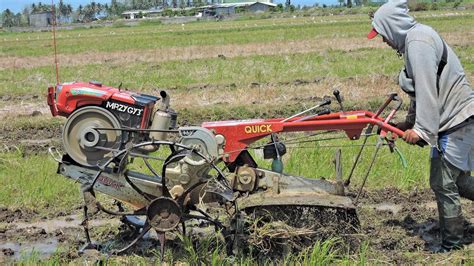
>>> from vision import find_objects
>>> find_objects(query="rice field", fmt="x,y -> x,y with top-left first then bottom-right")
0,7 -> 473,264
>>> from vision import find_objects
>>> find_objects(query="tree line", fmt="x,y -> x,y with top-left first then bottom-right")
0,0 -> 223,27
1,0 -> 131,27
1,0 -> 388,27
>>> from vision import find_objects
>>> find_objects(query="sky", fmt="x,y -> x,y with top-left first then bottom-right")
1,0 -> 339,13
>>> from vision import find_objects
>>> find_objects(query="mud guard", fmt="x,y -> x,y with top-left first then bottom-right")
236,191 -> 355,210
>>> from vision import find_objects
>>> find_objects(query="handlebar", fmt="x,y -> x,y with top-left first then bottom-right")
373,94 -> 426,147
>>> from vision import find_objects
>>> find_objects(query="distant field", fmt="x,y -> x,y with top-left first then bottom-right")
0,10 -> 473,96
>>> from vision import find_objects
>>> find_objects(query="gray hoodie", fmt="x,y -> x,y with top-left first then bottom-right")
371,0 -> 474,151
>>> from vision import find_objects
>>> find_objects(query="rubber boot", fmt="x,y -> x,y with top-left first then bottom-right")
456,173 -> 474,201
430,216 -> 464,253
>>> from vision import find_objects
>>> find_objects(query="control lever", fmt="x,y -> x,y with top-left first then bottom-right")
294,108 -> 331,122
333,89 -> 344,112
282,98 -> 331,122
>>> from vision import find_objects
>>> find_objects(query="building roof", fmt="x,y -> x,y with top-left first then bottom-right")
122,6 -> 199,15
222,0 -> 272,3
122,2 -> 276,15
215,2 -> 277,8
122,8 -> 163,15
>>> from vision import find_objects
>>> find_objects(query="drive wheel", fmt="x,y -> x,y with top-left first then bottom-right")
63,106 -> 122,167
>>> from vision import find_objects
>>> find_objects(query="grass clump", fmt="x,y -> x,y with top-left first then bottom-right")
0,151 -> 79,213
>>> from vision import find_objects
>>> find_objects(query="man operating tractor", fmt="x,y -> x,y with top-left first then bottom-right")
368,0 -> 474,253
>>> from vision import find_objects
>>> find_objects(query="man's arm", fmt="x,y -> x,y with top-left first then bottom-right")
406,40 -> 440,146
396,99 -> 416,131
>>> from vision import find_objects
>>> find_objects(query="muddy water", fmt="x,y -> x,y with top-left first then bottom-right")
0,214 -> 120,262
12,215 -> 120,233
0,238 -> 58,260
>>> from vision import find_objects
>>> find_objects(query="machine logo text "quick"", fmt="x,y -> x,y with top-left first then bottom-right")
244,124 -> 272,134
106,101 -> 143,116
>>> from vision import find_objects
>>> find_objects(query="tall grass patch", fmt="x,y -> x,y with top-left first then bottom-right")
0,152 -> 79,212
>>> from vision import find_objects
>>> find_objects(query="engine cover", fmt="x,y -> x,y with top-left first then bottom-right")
48,81 -> 162,166
48,81 -> 158,130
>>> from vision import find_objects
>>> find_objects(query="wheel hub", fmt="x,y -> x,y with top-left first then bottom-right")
80,127 -> 101,148
147,197 -> 182,232
62,106 -> 122,167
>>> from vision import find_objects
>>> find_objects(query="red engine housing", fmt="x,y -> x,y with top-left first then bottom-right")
48,81 -> 158,129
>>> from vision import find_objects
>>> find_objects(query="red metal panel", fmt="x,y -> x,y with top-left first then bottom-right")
54,82 -> 138,116
203,111 -> 403,163
47,86 -> 58,116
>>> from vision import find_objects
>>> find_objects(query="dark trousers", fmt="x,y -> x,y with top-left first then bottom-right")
430,156 -> 473,219
430,153 -> 474,248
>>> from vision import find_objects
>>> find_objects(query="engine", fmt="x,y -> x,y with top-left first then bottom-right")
47,81 -> 178,167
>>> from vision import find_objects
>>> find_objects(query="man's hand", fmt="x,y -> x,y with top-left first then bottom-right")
402,129 -> 420,144
395,121 -> 414,131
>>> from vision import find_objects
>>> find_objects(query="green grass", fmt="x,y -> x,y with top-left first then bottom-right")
1,10 -> 473,57
3,44 -> 472,97
0,47 -> 443,96
0,115 -> 64,131
249,133 -> 430,189
1,47 -> 407,96
0,151 -> 80,213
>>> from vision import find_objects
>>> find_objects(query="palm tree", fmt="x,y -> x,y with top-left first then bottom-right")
77,5 -> 83,22
1,9 -> 15,27
58,0 -> 66,23
21,7 -> 30,25
67,4 -> 73,21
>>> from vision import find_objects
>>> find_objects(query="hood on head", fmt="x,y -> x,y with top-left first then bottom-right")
371,0 -> 417,52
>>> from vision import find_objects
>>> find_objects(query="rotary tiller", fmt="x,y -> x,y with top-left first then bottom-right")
47,81 -> 406,256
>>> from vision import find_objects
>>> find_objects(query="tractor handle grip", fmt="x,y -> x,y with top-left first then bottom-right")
333,89 -> 344,112
321,98 -> 332,107
317,108 -> 331,116
415,139 -> 427,147
294,108 -> 331,122
382,95 -> 426,147
333,90 -> 342,103
393,95 -> 425,148
380,123 -> 427,147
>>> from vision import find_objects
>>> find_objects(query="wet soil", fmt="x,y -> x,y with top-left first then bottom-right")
0,98 -> 62,155
355,187 -> 474,263
0,126 -> 62,156
0,187 -> 472,263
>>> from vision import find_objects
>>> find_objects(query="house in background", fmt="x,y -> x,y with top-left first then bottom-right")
203,2 -> 276,17
30,11 -> 53,27
122,8 -> 163,19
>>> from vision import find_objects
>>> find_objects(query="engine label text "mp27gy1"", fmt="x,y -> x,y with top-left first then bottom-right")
106,101 -> 143,116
